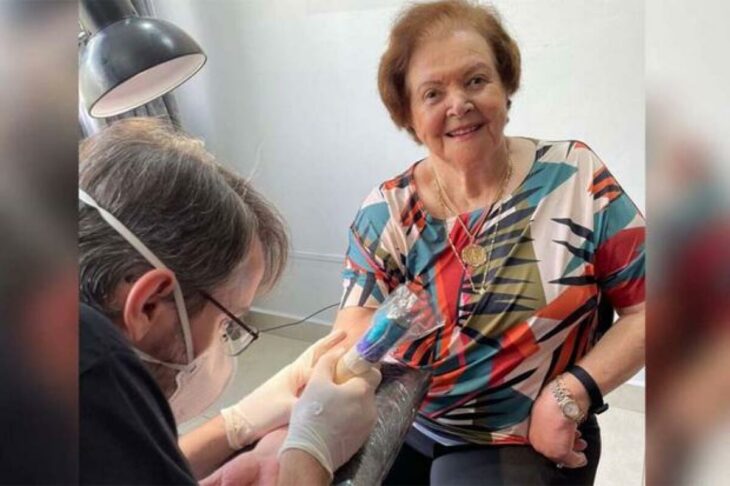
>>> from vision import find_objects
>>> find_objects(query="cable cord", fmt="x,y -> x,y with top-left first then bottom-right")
260,303 -> 340,332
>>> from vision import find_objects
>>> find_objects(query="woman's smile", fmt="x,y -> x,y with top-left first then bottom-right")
444,122 -> 485,139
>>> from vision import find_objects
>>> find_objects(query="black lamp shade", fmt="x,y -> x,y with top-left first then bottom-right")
80,17 -> 206,118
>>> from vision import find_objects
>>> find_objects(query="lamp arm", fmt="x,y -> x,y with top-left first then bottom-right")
80,0 -> 137,34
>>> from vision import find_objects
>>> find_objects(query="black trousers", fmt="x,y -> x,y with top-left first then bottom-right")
383,416 -> 601,486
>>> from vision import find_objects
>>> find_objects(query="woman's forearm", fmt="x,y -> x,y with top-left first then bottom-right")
332,306 -> 376,348
562,305 -> 645,411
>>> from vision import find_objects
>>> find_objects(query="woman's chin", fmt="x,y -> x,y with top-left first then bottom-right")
444,144 -> 492,167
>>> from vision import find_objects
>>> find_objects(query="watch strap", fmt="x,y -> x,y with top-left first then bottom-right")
568,365 -> 608,415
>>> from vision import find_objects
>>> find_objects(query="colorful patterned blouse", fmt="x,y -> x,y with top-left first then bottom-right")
340,139 -> 645,445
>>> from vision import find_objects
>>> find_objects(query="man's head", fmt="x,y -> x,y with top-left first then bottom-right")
79,118 -> 288,398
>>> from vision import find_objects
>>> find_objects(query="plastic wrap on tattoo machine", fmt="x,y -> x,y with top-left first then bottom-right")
335,285 -> 443,383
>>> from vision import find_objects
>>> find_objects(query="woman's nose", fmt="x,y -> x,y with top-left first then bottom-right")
446,91 -> 473,118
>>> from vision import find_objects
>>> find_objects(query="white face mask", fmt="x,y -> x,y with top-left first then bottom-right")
137,329 -> 236,424
80,189 -> 237,424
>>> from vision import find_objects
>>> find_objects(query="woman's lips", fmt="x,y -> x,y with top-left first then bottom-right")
445,123 -> 484,138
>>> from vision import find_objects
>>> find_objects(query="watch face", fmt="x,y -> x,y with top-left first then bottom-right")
563,401 -> 580,419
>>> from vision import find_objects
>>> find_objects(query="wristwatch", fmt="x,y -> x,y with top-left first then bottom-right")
551,376 -> 586,423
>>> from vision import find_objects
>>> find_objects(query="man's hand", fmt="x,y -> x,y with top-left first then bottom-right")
221,331 -> 347,450
279,347 -> 381,478
528,382 -> 589,468
287,330 -> 348,396
277,449 -> 330,486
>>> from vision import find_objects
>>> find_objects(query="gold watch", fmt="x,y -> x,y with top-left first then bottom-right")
551,376 -> 586,423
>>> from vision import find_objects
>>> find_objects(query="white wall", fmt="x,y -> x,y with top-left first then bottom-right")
153,0 -> 645,328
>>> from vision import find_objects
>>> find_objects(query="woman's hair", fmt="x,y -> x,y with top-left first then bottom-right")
378,0 -> 521,142
79,117 -> 288,318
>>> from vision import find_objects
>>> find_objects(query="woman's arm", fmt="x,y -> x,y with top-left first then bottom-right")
528,303 -> 645,468
332,306 -> 376,348
563,303 -> 645,411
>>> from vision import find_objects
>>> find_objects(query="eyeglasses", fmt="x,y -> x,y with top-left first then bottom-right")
199,290 -> 259,357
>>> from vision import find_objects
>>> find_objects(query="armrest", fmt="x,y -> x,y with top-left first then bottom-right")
333,363 -> 432,486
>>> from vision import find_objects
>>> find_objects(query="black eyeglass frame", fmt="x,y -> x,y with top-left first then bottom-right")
199,290 -> 259,356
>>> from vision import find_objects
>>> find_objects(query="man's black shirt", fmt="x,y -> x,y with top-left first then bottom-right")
80,303 -> 196,485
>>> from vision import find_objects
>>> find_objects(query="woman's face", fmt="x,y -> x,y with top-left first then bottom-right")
406,29 -> 510,166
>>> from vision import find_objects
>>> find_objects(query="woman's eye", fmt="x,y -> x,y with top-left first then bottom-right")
424,89 -> 440,101
468,76 -> 487,87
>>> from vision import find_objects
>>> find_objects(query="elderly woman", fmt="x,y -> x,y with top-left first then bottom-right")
332,1 -> 645,484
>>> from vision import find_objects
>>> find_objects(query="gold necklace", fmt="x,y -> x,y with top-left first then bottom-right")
434,182 -> 489,267
432,152 -> 514,294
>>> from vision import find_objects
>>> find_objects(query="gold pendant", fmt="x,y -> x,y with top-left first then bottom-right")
461,244 -> 487,268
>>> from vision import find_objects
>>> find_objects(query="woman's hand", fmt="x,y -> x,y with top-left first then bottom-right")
527,383 -> 588,468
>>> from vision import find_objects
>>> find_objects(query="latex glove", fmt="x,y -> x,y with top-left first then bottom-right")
528,382 -> 589,468
221,331 -> 347,450
287,330 -> 348,396
278,347 -> 381,478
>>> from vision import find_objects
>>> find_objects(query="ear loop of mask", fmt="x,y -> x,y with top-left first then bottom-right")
79,189 -> 195,368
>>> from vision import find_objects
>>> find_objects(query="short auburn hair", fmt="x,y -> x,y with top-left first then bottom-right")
378,0 -> 521,142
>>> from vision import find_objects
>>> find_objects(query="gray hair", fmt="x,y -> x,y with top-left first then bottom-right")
79,117 -> 288,318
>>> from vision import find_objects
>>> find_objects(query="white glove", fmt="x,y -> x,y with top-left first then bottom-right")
220,330 -> 347,450
279,347 -> 381,478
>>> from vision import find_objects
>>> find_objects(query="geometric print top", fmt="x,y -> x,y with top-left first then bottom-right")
340,140 -> 645,445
